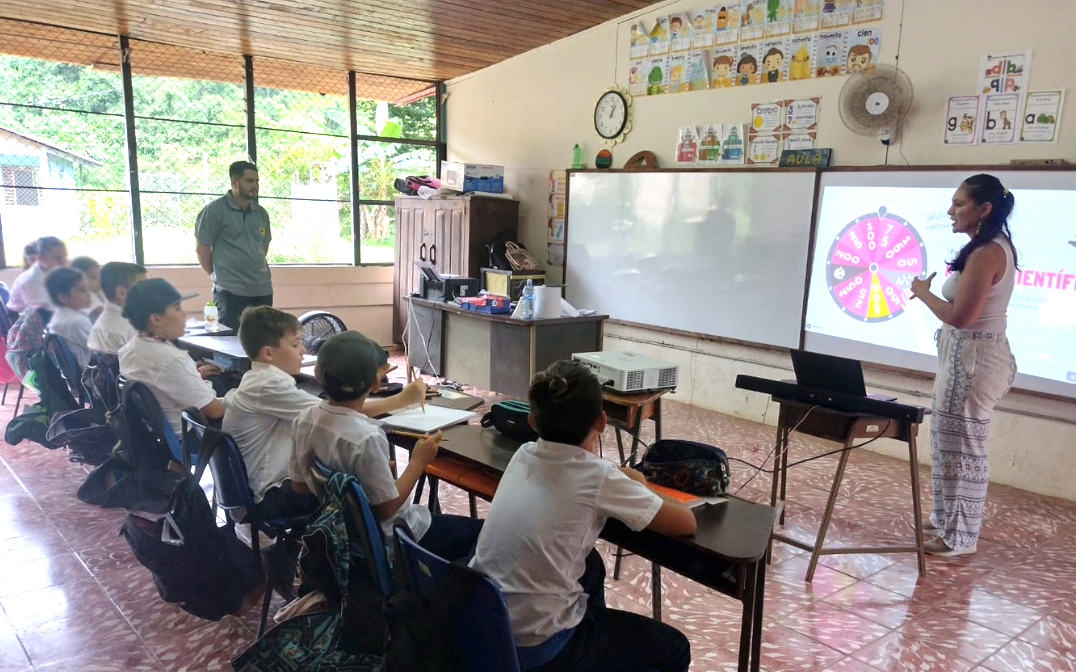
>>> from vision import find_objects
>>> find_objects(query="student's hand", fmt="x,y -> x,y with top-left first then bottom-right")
412,430 -> 442,466
399,378 -> 428,408
197,361 -> 222,379
620,466 -> 648,485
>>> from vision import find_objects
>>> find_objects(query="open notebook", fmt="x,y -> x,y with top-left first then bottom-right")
381,405 -> 476,434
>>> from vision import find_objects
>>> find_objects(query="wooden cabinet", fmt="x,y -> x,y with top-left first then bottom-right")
393,195 -> 519,343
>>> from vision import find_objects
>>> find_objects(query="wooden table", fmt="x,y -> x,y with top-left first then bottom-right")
602,388 -> 668,466
402,423 -> 776,672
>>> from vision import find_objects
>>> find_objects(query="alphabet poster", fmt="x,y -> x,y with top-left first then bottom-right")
980,92 -> 1021,144
943,95 -> 981,145
1020,90 -> 1064,143
814,29 -> 846,77
979,50 -> 1032,95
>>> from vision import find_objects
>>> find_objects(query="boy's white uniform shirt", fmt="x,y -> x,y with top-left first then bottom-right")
118,336 -> 216,436
48,306 -> 93,369
7,263 -> 51,312
88,302 -> 137,355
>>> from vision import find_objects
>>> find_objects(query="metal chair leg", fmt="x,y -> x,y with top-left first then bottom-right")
14,384 -> 24,415
2,382 -> 8,405
469,494 -> 478,519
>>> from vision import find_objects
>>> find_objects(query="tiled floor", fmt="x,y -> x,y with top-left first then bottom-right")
2,374 -> 1076,671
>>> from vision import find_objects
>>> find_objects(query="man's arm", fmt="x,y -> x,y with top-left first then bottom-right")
196,242 -> 214,276
194,204 -> 220,277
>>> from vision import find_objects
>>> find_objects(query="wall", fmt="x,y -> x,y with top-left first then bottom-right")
446,0 -> 1076,499
0,264 -> 395,345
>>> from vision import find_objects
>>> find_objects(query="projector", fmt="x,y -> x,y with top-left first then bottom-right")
572,351 -> 679,394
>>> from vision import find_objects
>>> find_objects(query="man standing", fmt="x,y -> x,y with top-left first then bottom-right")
195,160 -> 273,329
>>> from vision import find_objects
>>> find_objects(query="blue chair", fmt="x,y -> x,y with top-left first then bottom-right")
393,522 -> 521,672
42,333 -> 89,408
310,459 -> 395,598
182,409 -> 312,637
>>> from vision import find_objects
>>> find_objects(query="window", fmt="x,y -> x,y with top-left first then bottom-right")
2,165 -> 40,206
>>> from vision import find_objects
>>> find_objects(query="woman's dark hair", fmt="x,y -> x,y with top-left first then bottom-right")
45,267 -> 85,305
948,173 -> 1018,273
528,360 -> 603,446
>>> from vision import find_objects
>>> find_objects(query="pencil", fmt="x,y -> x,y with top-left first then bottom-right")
391,430 -> 448,442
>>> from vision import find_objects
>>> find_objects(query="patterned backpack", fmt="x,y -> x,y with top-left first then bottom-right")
5,307 -> 50,380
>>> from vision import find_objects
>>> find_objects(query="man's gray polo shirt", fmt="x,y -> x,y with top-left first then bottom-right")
195,192 -> 273,297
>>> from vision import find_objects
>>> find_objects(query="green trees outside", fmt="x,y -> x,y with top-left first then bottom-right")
0,54 -> 435,265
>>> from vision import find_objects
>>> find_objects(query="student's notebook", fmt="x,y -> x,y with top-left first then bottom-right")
381,405 -> 476,434
646,482 -> 727,509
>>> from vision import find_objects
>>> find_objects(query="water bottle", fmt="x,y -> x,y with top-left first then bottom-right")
572,144 -> 584,169
520,279 -> 535,320
204,301 -> 219,332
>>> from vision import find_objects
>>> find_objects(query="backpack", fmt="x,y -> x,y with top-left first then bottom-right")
393,175 -> 441,196
5,307 -> 50,380
47,364 -> 121,466
640,439 -> 731,496
480,400 -> 537,443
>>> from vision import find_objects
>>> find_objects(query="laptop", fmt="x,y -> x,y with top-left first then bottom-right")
789,350 -> 897,402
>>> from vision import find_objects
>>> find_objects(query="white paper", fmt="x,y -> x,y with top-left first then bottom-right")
1020,90 -> 1064,143
980,92 -> 1021,144
943,95 -> 981,145
560,297 -> 580,318
979,50 -> 1032,96
382,406 -> 476,434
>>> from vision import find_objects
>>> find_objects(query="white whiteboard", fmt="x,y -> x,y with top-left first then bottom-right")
565,170 -> 818,348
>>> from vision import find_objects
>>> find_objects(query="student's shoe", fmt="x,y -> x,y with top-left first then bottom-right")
924,537 -> 976,556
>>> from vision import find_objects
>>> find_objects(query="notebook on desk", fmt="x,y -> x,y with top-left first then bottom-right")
381,405 -> 476,434
789,350 -> 897,402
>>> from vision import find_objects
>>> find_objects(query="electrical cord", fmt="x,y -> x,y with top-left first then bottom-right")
732,406 -> 818,495
727,419 -> 893,476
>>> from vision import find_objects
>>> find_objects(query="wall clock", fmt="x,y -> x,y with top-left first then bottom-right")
594,86 -> 633,145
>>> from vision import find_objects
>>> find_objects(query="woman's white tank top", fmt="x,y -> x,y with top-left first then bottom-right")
940,236 -> 1015,333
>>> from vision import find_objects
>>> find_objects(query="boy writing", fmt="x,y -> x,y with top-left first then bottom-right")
118,278 -> 223,436
87,262 -> 146,355
470,360 -> 696,672
291,330 -> 482,561
45,267 -> 94,368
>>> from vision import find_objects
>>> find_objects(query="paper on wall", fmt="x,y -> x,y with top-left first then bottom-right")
758,37 -> 790,84
698,124 -> 723,163
547,242 -> 564,267
628,58 -> 648,96
821,0 -> 852,28
715,2 -> 741,44
785,132 -> 816,150
748,134 -> 782,165
646,55 -> 668,95
979,50 -> 1032,95
721,124 -> 746,164
676,126 -> 700,164
942,95 -> 981,145
629,21 -> 650,59
814,29 -> 847,77
845,26 -> 881,74
784,98 -> 820,132
734,42 -> 763,86
668,13 -> 694,53
667,53 -> 691,93
788,34 -> 814,81
688,50 -> 710,91
739,2 -> 766,41
711,45 -> 737,88
649,16 -> 670,55
852,0 -> 884,24
751,101 -> 786,135
692,7 -> 717,49
547,218 -> 565,241
980,92 -> 1021,144
793,0 -> 821,33
1020,90 -> 1064,143
765,0 -> 794,37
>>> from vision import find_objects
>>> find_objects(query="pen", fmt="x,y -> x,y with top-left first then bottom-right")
391,430 -> 448,442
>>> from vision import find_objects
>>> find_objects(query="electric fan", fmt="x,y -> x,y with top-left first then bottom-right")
838,63 -> 914,145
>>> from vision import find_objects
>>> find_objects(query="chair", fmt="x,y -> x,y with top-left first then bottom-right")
298,311 -> 347,355
122,380 -> 185,467
393,522 -> 522,672
309,459 -> 395,598
42,333 -> 89,408
182,409 -> 311,637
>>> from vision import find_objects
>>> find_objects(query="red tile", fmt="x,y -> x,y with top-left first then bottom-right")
822,658 -> 886,672
781,601 -> 892,654
822,581 -> 930,630
0,552 -> 91,598
0,577 -> 116,630
972,572 -> 1072,613
935,587 -> 1045,637
767,556 -> 860,597
34,642 -> 163,671
0,529 -> 71,568
0,628 -> 30,671
817,553 -> 896,580
852,630 -> 978,672
142,617 -> 253,672
900,607 -> 1010,665
1018,616 -> 1076,659
980,639 -> 1076,672
759,623 -> 845,672
16,609 -> 139,667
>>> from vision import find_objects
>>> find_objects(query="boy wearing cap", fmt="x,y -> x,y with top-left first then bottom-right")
118,278 -> 223,435
88,262 -> 147,355
291,330 -> 482,561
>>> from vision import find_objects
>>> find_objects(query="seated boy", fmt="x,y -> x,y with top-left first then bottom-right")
45,267 -> 94,369
469,360 -> 696,672
118,278 -> 223,436
70,256 -> 106,322
291,330 -> 482,562
225,306 -> 430,520
88,262 -> 147,356
7,236 -> 67,313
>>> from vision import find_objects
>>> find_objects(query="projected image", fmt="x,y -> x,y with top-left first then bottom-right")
826,208 -> 927,322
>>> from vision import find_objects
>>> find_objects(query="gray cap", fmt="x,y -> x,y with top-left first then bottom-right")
122,278 -> 198,330
317,330 -> 388,400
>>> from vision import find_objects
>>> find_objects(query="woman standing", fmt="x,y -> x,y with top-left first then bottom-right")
909,174 -> 1018,557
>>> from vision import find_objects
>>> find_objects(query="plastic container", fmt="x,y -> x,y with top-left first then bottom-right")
519,279 -> 535,320
204,301 -> 219,332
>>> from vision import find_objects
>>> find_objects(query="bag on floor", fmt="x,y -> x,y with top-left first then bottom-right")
46,407 -> 117,465
3,403 -> 57,448
480,399 -> 537,443
640,439 -> 731,496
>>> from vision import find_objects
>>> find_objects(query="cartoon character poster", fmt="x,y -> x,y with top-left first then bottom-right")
764,0 -> 793,38
649,16 -> 670,55
667,53 -> 691,93
979,50 -> 1032,95
688,50 -> 710,91
1020,90 -> 1064,143
820,0 -> 851,27
692,8 -> 717,49
793,0 -> 821,33
734,43 -> 762,86
740,2 -> 766,41
676,126 -> 700,164
711,46 -> 738,88
980,92 -> 1021,144
852,0 -> 884,24
646,56 -> 668,95
715,3 -> 741,45
785,132 -> 816,150
845,27 -> 880,74
668,13 -> 694,53
784,98 -> 820,132
758,38 -> 790,84
629,21 -> 650,59
787,34 -> 814,80
943,95 -> 981,145
628,58 -> 648,97
699,125 -> 723,163
721,124 -> 746,164
814,30 -> 847,77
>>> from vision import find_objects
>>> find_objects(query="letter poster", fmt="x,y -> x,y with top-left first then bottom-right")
667,53 -> 691,93
943,95 -> 981,145
668,13 -> 694,53
676,126 -> 700,164
1020,90 -> 1064,143
980,92 -> 1021,144
649,16 -> 671,55
979,50 -> 1031,95
628,58 -> 648,97
698,124 -> 724,164
734,42 -> 763,86
852,0 -> 884,24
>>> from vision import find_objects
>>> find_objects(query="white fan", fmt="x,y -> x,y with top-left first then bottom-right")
838,63 -> 914,145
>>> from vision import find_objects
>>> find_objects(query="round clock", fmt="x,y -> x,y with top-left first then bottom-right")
594,87 -> 633,145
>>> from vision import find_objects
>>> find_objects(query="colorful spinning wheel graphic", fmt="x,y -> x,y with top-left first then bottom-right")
826,207 -> 927,322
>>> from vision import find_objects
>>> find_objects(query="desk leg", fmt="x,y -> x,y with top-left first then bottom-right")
615,427 -> 627,466
751,560 -> 766,672
652,562 -> 662,621
806,437 -> 853,581
654,397 -> 663,442
413,474 -> 426,504
629,410 -> 645,466
770,410 -> 790,522
907,427 -> 927,577
738,562 -> 757,672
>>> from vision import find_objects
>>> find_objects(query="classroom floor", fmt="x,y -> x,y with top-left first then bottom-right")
1,375 -> 1076,672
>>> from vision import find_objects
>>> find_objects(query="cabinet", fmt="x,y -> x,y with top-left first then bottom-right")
393,195 -> 519,343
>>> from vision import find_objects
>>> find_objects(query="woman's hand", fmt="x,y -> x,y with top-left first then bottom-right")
909,272 -> 937,301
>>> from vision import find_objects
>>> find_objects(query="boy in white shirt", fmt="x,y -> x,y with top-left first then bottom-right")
469,360 -> 696,672
70,256 -> 106,322
45,267 -> 94,369
225,306 -> 429,521
118,278 -> 223,437
7,236 -> 67,313
88,262 -> 146,356
291,330 -> 482,561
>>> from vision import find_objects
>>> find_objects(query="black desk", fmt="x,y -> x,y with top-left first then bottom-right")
178,334 -> 317,371
427,423 -> 775,672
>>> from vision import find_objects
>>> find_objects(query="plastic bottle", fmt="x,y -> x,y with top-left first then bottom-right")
572,144 -> 584,169
520,279 -> 535,320
204,300 -> 219,332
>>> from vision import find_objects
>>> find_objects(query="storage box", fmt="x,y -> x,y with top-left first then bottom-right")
458,295 -> 512,314
441,161 -> 505,194
482,267 -> 545,302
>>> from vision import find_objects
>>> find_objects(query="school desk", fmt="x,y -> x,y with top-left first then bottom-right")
177,334 -> 317,371
402,423 -> 776,672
